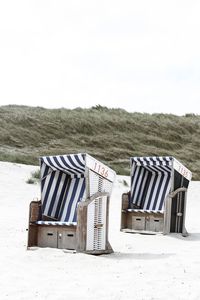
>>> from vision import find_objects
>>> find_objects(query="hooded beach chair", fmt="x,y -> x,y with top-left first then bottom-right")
121,156 -> 192,236
28,153 -> 116,254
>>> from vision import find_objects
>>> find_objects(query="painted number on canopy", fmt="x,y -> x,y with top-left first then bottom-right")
93,162 -> 108,178
178,165 -> 188,178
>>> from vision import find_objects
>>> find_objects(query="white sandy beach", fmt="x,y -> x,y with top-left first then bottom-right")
0,161 -> 200,300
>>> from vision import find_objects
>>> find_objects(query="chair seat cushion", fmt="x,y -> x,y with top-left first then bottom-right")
35,221 -> 77,226
127,209 -> 164,214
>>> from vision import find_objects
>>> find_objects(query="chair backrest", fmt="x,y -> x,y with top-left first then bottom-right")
41,169 -> 70,220
58,177 -> 86,222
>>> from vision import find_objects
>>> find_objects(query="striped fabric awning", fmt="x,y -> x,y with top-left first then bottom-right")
130,156 -> 172,211
131,156 -> 173,167
40,153 -> 86,178
40,154 -> 87,222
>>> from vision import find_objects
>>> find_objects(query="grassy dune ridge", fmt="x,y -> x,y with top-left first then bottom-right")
0,105 -> 200,179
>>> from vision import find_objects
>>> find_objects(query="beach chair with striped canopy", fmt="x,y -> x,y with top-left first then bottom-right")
121,156 -> 192,235
28,153 -> 116,254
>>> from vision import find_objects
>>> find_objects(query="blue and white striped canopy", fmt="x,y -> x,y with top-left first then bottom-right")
131,156 -> 173,167
40,154 -> 87,222
40,153 -> 86,178
130,156 -> 172,211
41,174 -> 86,222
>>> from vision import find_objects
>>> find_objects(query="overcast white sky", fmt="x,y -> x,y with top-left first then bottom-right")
0,0 -> 200,115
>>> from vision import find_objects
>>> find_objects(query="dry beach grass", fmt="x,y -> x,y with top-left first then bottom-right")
0,105 -> 200,179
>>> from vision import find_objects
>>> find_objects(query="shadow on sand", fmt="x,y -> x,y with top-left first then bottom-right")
168,232 -> 200,241
102,252 -> 175,260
